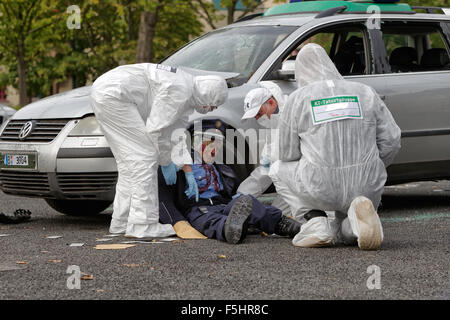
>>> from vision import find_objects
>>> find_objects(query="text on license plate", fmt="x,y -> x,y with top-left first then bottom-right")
4,154 -> 29,166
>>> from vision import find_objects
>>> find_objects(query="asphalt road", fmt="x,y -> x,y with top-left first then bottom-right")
0,181 -> 449,303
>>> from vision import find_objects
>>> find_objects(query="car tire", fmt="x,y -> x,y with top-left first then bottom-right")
45,199 -> 112,216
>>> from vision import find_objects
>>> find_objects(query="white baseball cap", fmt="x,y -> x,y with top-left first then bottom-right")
241,87 -> 272,120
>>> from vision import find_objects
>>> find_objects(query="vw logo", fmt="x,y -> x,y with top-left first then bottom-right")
18,121 -> 36,140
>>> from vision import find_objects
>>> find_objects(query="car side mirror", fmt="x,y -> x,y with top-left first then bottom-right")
271,60 -> 295,80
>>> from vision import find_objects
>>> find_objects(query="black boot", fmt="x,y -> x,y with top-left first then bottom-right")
223,195 -> 253,244
0,209 -> 31,224
274,215 -> 302,238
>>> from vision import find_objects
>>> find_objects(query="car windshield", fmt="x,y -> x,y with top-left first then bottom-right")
163,25 -> 296,85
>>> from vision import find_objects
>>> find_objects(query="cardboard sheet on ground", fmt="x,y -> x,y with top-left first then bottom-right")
95,244 -> 136,250
173,221 -> 207,239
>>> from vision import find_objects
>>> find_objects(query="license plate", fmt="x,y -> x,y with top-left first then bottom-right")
0,152 -> 37,170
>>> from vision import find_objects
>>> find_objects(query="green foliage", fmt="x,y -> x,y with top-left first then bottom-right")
0,0 -> 206,105
153,0 -> 204,62
0,0 -> 66,103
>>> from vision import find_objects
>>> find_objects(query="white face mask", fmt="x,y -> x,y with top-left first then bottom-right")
257,114 -> 271,128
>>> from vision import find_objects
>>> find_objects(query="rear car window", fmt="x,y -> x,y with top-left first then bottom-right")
283,24 -> 369,76
381,22 -> 450,73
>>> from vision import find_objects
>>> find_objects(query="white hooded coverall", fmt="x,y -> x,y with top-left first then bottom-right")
91,63 -> 228,238
269,44 -> 401,225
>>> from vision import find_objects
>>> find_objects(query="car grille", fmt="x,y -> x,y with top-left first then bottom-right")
57,172 -> 117,199
0,171 -> 51,196
0,119 -> 70,143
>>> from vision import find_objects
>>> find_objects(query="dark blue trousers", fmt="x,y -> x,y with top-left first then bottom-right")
157,168 -> 282,241
186,195 -> 282,241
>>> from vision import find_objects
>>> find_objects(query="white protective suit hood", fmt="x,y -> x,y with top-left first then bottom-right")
295,43 -> 344,88
192,75 -> 228,114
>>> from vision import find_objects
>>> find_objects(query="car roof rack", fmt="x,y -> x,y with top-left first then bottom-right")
264,1 -> 415,17
411,6 -> 449,14
315,5 -> 348,18
234,13 -> 263,23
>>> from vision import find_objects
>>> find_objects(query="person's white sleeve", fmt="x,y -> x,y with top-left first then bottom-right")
167,117 -> 193,168
237,166 -> 273,197
279,92 -> 302,162
146,78 -> 191,166
372,88 -> 402,167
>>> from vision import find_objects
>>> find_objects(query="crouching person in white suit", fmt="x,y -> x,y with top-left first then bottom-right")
91,63 -> 228,238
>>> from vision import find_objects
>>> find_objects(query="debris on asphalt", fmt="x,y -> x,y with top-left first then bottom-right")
45,235 -> 62,239
173,221 -> 207,239
0,234 -> 12,237
47,260 -> 62,263
159,237 -> 180,242
123,264 -> 140,268
0,263 -> 26,272
104,234 -> 121,237
0,209 -> 31,224
120,240 -> 164,244
94,244 -> 136,250
218,255 -> 226,259
80,272 -> 94,280
16,261 -> 27,265
95,238 -> 112,242
69,243 -> 84,247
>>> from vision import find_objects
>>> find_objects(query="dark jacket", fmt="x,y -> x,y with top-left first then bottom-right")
158,163 -> 241,217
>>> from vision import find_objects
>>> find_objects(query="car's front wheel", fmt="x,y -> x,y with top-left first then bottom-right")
45,199 -> 112,216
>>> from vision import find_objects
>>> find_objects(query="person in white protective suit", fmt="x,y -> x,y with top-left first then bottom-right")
235,82 -> 290,215
269,43 -> 401,250
91,63 -> 228,238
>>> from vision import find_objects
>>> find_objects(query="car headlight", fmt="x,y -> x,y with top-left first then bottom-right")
69,116 -> 103,136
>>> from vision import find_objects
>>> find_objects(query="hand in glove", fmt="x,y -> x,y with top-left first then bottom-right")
261,155 -> 271,168
184,171 -> 199,202
161,162 -> 178,185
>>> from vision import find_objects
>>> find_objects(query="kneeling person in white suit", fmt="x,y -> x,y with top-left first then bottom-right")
269,44 -> 401,250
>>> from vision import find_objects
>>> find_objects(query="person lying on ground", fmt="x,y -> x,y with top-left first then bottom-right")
157,128 -> 301,244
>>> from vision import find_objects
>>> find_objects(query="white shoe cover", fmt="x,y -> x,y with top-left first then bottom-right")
109,219 -> 127,234
347,196 -> 384,250
292,216 -> 334,248
125,223 -> 176,238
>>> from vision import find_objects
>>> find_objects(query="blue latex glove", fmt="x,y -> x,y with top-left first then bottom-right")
161,162 -> 178,185
232,193 -> 242,199
184,171 -> 199,202
261,155 -> 271,168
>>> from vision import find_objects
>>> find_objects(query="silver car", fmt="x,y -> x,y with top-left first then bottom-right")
1,1 -> 449,216
0,103 -> 16,126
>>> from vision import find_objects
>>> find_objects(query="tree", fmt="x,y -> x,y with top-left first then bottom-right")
0,0 -> 65,106
191,0 -> 287,29
135,0 -> 204,63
